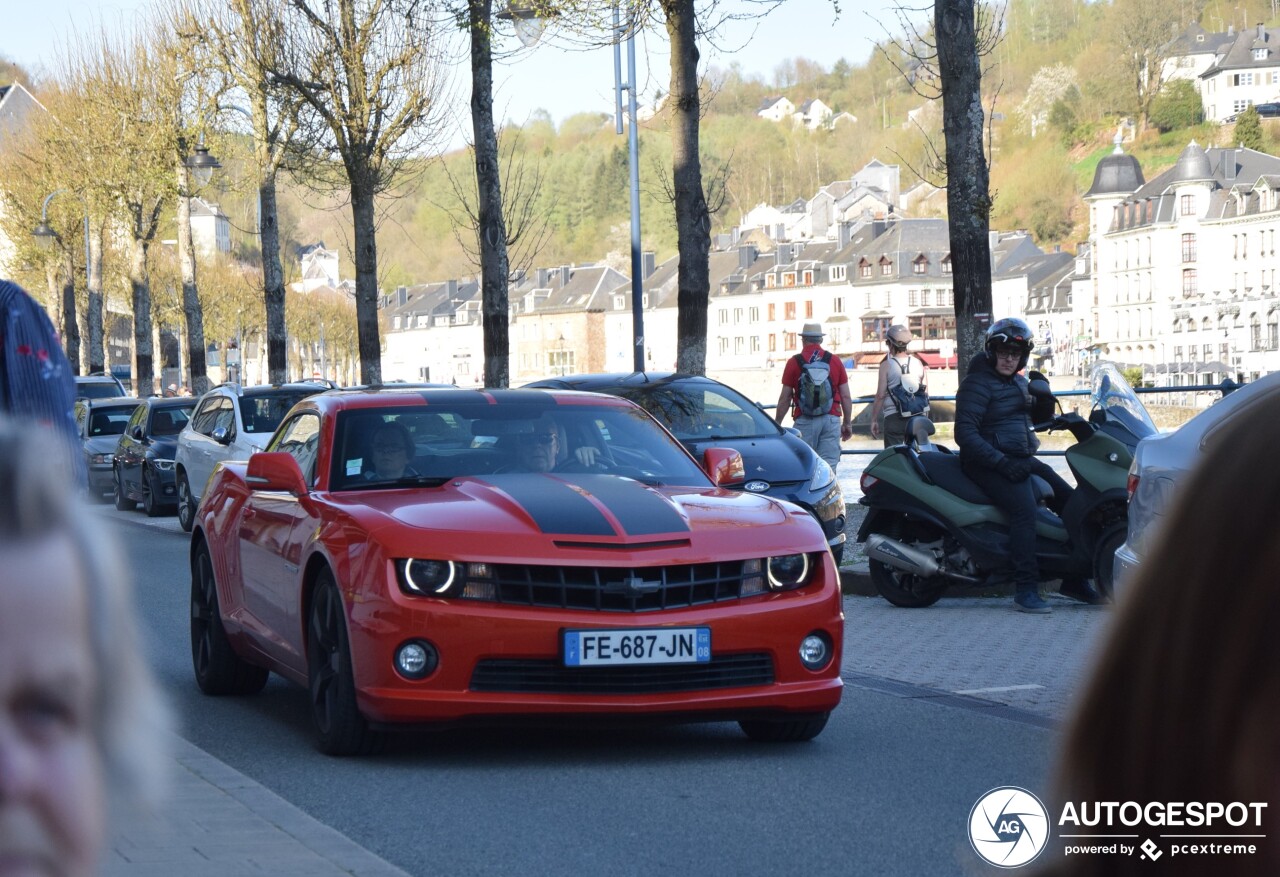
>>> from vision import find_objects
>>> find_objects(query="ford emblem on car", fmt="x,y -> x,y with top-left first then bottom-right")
744,480 -> 770,492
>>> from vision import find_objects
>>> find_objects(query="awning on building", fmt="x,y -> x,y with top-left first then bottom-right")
918,352 -> 958,369
856,352 -> 887,368
910,307 -> 954,316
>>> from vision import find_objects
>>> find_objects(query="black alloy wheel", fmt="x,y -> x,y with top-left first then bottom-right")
177,471 -> 195,533
190,542 -> 269,696
114,467 -> 137,511
1092,521 -> 1128,600
869,558 -> 947,608
307,571 -> 385,756
142,467 -> 163,517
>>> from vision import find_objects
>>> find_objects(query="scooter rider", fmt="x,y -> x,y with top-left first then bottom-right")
954,318 -> 1105,613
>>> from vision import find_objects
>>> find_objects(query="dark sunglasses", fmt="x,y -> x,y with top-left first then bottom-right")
522,433 -> 557,446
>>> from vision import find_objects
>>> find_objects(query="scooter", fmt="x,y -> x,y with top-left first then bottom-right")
855,363 -> 1156,607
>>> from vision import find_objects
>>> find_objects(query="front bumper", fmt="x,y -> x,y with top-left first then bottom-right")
347,574 -> 845,726
87,464 -> 114,496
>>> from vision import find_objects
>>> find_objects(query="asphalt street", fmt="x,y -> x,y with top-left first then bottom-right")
99,505 -> 1110,875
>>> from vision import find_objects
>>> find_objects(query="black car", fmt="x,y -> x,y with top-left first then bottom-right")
74,396 -> 143,501
113,397 -> 197,516
524,372 -> 848,562
74,372 -> 128,399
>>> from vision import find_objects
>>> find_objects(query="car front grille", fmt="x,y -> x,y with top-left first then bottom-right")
469,653 -> 774,694
475,561 -> 751,612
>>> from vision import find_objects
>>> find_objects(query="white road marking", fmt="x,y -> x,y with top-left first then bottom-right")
953,684 -> 1045,695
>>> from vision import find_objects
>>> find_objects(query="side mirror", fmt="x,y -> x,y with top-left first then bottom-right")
702,447 -> 745,487
245,452 -> 308,495
211,425 -> 232,445
131,425 -> 145,440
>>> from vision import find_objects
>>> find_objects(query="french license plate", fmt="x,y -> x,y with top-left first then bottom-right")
563,627 -> 711,667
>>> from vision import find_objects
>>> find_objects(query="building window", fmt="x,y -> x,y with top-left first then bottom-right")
782,272 -> 797,287
718,310 -> 729,325
734,336 -> 744,355
802,270 -> 814,285
1182,233 -> 1197,262
750,336 -> 760,353
1254,48 -> 1268,61
804,301 -> 813,318
717,337 -> 728,355
829,265 -> 847,281
614,295 -> 625,309
548,350 -> 575,377
765,274 -> 777,288
768,334 -> 777,352
859,259 -> 872,279
1252,314 -> 1263,350
1234,99 -> 1252,113
785,332 -> 798,350
833,297 -> 845,314
1181,194 -> 1195,216
784,302 -> 796,320
748,306 -> 759,322
768,303 -> 776,321
880,257 -> 893,276
908,289 -> 919,307
1183,269 -> 1198,297
921,288 -> 932,307
941,255 -> 952,274
1232,72 -> 1255,87
733,308 -> 743,324
913,256 -> 928,275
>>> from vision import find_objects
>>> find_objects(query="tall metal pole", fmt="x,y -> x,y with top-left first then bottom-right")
614,4 -> 645,372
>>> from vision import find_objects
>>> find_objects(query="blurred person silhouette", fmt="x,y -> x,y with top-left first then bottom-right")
499,416 -> 601,473
869,324 -> 929,448
0,418 -> 169,876
1046,396 -> 1280,876
0,280 -> 80,474
774,321 -> 853,471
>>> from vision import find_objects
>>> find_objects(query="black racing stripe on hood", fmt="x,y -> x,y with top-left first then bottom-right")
560,474 -> 691,536
493,475 -> 616,535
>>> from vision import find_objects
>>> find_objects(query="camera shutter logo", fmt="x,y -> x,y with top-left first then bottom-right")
969,786 -> 1051,868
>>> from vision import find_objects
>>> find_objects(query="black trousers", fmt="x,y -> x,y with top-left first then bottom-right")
962,458 -> 1073,591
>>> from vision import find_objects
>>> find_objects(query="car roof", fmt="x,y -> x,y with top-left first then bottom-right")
84,396 -> 142,409
302,386 -> 636,414
523,372 -> 721,392
207,382 -> 329,397
146,397 -> 198,409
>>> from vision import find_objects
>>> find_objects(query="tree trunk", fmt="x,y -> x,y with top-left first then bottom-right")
177,163 -> 209,395
470,0 -> 510,389
664,0 -> 711,376
936,0 -> 993,382
61,252 -> 80,375
260,174 -> 289,385
129,236 -> 155,396
86,221 -> 105,375
350,184 -> 381,385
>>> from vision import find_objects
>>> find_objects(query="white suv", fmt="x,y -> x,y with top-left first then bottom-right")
175,382 -> 325,531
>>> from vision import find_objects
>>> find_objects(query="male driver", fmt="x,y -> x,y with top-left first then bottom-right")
774,322 -> 853,471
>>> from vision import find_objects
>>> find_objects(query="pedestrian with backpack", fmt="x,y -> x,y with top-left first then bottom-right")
869,324 -> 930,448
774,322 -> 852,471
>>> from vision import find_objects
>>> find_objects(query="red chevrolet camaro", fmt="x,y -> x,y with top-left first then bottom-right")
190,388 -> 843,754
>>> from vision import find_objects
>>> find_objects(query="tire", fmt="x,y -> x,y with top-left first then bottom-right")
739,712 -> 830,742
142,467 -> 163,517
113,468 -> 136,511
308,571 -> 385,756
869,558 -> 946,608
177,471 -> 196,533
1092,521 -> 1128,601
830,540 -> 845,567
190,542 -> 269,696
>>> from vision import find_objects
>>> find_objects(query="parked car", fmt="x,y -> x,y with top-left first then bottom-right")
74,396 -> 142,501
113,397 -> 197,516
523,373 -> 848,563
190,387 -> 844,754
175,382 -> 327,532
74,372 -> 127,400
1114,372 -> 1280,591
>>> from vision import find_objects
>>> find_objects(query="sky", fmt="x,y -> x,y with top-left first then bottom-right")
2,0 -> 900,149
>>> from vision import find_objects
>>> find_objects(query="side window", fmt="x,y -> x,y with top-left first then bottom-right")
214,398 -> 237,437
191,398 -> 220,436
75,403 -> 90,437
125,404 -> 147,436
271,413 -> 322,485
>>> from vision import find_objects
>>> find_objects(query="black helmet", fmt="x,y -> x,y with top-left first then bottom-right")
985,317 -> 1034,369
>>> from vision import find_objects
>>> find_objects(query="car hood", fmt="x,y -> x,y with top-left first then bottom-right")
84,436 -> 121,455
342,473 -> 823,558
680,433 -> 813,484
148,436 -> 181,459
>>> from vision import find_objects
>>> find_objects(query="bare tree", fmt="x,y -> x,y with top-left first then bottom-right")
203,0 -> 313,385
267,0 -> 448,386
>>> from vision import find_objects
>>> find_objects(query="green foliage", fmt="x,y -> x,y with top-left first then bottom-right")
1149,81 -> 1204,133
1234,106 -> 1265,151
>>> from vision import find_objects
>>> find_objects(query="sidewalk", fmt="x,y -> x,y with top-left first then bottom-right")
104,735 -> 410,877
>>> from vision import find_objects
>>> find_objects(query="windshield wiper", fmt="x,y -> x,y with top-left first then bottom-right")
362,475 -> 452,489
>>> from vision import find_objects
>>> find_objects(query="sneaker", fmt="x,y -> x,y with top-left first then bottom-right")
1014,591 -> 1053,614
1060,578 -> 1107,605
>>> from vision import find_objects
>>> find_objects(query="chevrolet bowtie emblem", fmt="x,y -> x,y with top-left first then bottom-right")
603,575 -> 661,595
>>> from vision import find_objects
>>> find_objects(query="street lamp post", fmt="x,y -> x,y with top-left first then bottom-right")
32,190 -> 94,375
178,130 -> 223,395
613,3 -> 645,373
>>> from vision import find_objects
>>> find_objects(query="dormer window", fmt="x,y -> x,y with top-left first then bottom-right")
879,257 -> 893,276
1255,48 -> 1269,60
859,258 -> 872,279
614,295 -> 625,309
913,255 -> 929,275
942,255 -> 952,274
1197,33 -> 1205,42
765,274 -> 777,288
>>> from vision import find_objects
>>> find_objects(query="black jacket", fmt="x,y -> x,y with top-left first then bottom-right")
954,352 -> 1039,468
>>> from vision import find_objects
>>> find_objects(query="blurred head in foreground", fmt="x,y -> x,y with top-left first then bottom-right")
0,418 -> 168,877
1051,393 -> 1280,875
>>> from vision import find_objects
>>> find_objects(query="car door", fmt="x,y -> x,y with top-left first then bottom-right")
237,412 -> 323,665
188,396 -> 236,500
116,403 -> 148,495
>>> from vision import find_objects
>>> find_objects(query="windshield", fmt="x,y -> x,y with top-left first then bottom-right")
616,382 -> 779,442
329,400 -> 710,491
1089,363 -> 1157,440
77,381 -> 124,399
87,407 -> 135,437
150,404 -> 195,436
239,391 -> 314,434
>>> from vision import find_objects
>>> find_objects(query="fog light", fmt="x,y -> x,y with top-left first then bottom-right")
799,634 -> 830,670
394,640 -> 437,679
